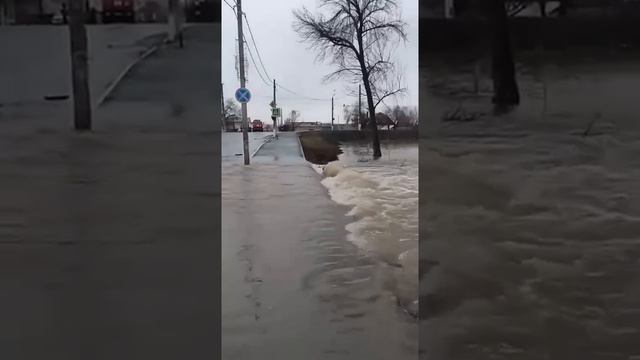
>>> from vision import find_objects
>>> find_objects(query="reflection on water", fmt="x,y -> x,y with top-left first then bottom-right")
420,58 -> 640,359
423,56 -> 640,135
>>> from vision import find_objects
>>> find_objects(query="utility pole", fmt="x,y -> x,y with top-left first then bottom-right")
167,0 -> 179,43
272,79 -> 278,138
331,95 -> 334,131
290,110 -> 294,131
221,83 -> 226,131
237,0 -> 250,165
358,84 -> 362,130
38,0 -> 44,22
69,0 -> 91,131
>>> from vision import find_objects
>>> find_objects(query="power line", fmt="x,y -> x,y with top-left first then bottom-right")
224,2 -> 270,88
276,83 -> 336,101
225,1 -> 269,88
243,13 -> 272,81
237,8 -> 345,103
242,11 -> 323,101
243,35 -> 272,88
253,94 -> 333,102
223,0 -> 236,14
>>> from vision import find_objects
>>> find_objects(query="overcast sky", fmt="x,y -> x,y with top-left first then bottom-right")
222,0 -> 418,123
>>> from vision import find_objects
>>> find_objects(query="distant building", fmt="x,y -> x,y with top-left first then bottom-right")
224,114 -> 242,132
0,0 -> 110,24
0,0 -> 206,24
375,113 -> 395,130
332,124 -> 357,131
292,121 -> 323,131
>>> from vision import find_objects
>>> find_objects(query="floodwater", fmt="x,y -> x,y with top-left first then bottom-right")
420,55 -> 640,359
221,133 -> 417,359
221,132 -> 272,159
319,141 -> 419,316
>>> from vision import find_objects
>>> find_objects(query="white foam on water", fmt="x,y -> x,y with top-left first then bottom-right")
319,143 -> 419,312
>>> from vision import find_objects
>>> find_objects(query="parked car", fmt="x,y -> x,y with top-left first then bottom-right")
252,120 -> 264,132
51,12 -> 64,24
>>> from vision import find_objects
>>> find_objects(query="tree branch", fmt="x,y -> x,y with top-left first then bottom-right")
374,87 -> 405,109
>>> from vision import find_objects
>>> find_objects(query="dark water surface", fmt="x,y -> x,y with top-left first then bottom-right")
420,56 -> 640,359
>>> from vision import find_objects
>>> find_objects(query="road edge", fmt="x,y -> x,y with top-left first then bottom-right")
95,24 -> 200,109
295,131 -> 307,159
250,134 -> 274,158
95,42 -> 162,108
296,131 -> 325,176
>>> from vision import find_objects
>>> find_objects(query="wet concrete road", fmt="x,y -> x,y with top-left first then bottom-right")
222,133 -> 418,359
0,24 -> 167,104
222,132 -> 273,160
0,25 -> 221,360
0,24 -> 168,129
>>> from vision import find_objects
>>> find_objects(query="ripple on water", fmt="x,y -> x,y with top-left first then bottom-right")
421,129 -> 640,358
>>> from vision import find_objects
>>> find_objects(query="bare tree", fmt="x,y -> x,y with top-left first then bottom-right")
538,0 -> 547,17
387,104 -> 417,127
488,0 -> 519,106
343,102 -> 363,127
456,0 -> 520,107
290,110 -> 300,124
293,0 -> 407,158
464,0 -> 520,106
224,98 -> 239,120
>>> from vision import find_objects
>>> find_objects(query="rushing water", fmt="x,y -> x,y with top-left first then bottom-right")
317,140 -> 419,316
420,57 -> 640,359
222,134 -> 418,359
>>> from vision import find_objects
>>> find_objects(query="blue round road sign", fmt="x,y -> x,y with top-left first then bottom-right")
235,87 -> 251,103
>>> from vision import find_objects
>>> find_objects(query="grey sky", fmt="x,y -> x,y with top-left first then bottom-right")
222,0 -> 418,123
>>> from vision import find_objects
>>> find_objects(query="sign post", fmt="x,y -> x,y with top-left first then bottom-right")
69,0 -> 91,131
271,107 -> 281,139
236,0 -> 250,165
235,86 -> 251,164
271,79 -> 278,139
235,87 -> 251,104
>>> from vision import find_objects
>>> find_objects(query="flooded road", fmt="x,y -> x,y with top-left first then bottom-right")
320,141 -> 419,316
420,56 -> 640,359
221,132 -> 272,158
222,134 -> 417,359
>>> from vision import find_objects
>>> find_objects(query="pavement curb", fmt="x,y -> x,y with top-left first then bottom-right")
95,39 -> 164,108
96,25 -> 199,109
296,132 -> 307,159
296,132 -> 325,176
250,134 -> 274,158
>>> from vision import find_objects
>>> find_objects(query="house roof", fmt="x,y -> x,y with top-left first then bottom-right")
375,113 -> 395,126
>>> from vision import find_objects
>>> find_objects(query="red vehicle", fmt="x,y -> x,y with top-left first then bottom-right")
103,0 -> 135,23
252,120 -> 264,132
